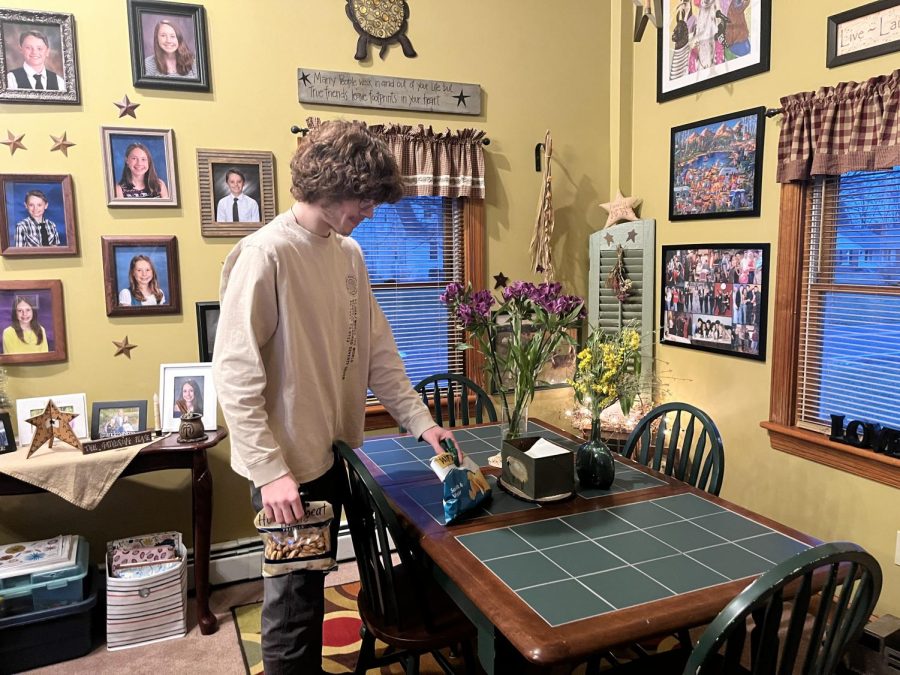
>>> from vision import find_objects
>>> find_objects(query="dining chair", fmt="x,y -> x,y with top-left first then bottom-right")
413,372 -> 497,428
621,401 -> 725,495
334,441 -> 477,675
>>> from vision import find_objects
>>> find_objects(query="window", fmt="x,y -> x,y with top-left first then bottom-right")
766,168 -> 900,488
350,196 -> 468,407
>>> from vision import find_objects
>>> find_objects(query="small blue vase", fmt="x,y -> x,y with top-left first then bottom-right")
576,419 -> 615,490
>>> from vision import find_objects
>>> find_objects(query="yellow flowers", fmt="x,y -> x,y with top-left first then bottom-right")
572,322 -> 643,418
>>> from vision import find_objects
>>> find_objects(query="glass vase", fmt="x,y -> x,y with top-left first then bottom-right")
499,398 -> 529,442
576,417 -> 615,490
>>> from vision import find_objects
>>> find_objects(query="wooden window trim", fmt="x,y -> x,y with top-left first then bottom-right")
365,198 -> 485,431
764,182 -> 900,489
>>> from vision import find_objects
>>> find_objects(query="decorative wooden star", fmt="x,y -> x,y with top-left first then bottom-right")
2,130 -> 27,155
114,95 -> 140,119
603,232 -> 615,246
113,335 -> 138,359
599,190 -> 642,228
626,228 -> 638,243
25,399 -> 82,458
50,132 -> 76,156
493,272 -> 509,289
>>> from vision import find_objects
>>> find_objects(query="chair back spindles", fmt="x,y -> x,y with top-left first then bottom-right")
412,373 -> 497,429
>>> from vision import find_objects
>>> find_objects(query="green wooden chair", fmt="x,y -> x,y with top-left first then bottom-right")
621,402 -> 725,495
413,372 -> 497,428
335,441 -> 477,674
682,541 -> 882,675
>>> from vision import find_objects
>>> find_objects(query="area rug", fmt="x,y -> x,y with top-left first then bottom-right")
232,581 -> 468,674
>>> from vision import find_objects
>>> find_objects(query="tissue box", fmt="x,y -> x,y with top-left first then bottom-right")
501,436 -> 575,500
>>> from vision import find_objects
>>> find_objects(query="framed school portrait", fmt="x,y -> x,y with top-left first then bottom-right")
197,149 -> 275,237
15,392 -> 87,445
195,301 -> 219,362
127,0 -> 210,92
0,8 -> 79,104
159,362 -> 217,432
0,279 -> 67,365
101,235 -> 181,317
101,126 -> 178,207
0,174 -> 77,257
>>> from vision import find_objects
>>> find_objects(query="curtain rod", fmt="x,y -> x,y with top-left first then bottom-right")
765,108 -> 783,118
289,125 -> 491,145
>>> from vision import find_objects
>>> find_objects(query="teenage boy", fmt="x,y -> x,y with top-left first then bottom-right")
215,168 -> 260,222
6,30 -> 66,91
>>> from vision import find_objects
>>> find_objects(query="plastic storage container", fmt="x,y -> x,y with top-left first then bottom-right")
0,568 -> 98,674
0,536 -> 89,618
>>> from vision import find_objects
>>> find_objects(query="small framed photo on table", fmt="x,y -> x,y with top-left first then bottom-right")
90,400 -> 148,440
0,8 -> 79,104
195,301 -> 219,362
0,411 -> 15,454
101,235 -> 181,317
0,279 -> 67,365
159,362 -> 216,432
15,392 -> 87,446
101,126 -> 178,207
197,149 -> 275,237
0,174 -> 77,257
127,0 -> 210,92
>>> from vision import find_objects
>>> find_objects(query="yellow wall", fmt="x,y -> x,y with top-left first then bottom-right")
0,1 -> 610,555
627,0 -> 900,615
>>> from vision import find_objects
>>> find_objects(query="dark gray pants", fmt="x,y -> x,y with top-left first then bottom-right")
249,456 -> 345,675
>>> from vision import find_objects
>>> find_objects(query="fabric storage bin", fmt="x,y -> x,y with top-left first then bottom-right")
105,532 -> 187,651
0,568 -> 98,674
0,536 -> 89,618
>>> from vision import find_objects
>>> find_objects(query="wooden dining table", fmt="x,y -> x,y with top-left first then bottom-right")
353,418 -> 821,674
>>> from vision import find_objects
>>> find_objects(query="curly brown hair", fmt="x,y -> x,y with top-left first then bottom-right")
289,120 -> 402,205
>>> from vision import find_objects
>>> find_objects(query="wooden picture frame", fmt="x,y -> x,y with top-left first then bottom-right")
90,400 -> 148,440
101,235 -> 181,317
0,8 -> 79,104
100,126 -> 178,207
159,362 -> 216,432
195,301 -> 219,362
826,0 -> 900,68
0,280 -> 66,365
0,410 -> 15,454
657,0 -> 771,103
127,0 -> 210,91
659,243 -> 769,361
669,107 -> 765,221
197,149 -> 275,237
15,392 -> 87,445
0,174 -> 77,256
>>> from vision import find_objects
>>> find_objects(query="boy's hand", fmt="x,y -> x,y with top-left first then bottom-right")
260,473 -> 304,524
421,425 -> 464,464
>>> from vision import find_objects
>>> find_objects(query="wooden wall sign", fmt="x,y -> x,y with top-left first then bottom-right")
298,68 -> 481,116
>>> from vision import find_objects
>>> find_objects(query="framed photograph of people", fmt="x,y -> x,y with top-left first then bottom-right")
826,0 -> 900,68
0,174 -> 76,257
660,244 -> 769,361
657,0 -> 771,103
197,149 -> 275,237
0,8 -> 79,104
90,400 -> 148,440
15,392 -> 87,446
0,411 -> 16,454
101,235 -> 181,317
0,280 -> 66,365
669,107 -> 765,221
126,0 -> 210,92
195,301 -> 219,362
100,126 -> 178,207
159,362 -> 216,432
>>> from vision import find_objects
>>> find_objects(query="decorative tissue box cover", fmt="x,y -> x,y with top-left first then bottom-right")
501,436 -> 575,500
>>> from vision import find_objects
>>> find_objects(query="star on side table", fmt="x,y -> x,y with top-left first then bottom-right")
599,190 -> 642,228
113,335 -> 138,359
2,130 -> 27,155
26,399 -> 82,458
114,95 -> 140,119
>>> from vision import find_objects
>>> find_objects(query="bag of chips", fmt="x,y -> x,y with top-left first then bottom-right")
254,501 -> 336,576
429,448 -> 491,525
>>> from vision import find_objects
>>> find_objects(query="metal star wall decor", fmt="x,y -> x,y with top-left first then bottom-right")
26,399 -> 82,458
599,190 -> 642,228
2,130 -> 27,155
50,132 -> 76,156
493,272 -> 509,289
113,335 -> 138,359
114,95 -> 140,118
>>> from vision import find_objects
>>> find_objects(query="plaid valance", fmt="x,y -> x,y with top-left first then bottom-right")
776,69 -> 900,183
306,117 -> 486,199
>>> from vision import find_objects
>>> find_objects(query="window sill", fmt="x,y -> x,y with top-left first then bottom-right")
761,421 -> 900,489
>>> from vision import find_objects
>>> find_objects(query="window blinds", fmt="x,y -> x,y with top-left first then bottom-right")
796,168 -> 900,431
351,196 -> 466,399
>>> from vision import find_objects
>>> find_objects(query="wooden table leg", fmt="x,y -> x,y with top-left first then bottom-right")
192,449 -> 218,635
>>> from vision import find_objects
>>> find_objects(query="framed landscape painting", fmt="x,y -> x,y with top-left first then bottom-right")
660,243 -> 769,361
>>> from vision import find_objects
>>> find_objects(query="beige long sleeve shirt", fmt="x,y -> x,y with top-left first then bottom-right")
213,212 -> 436,487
